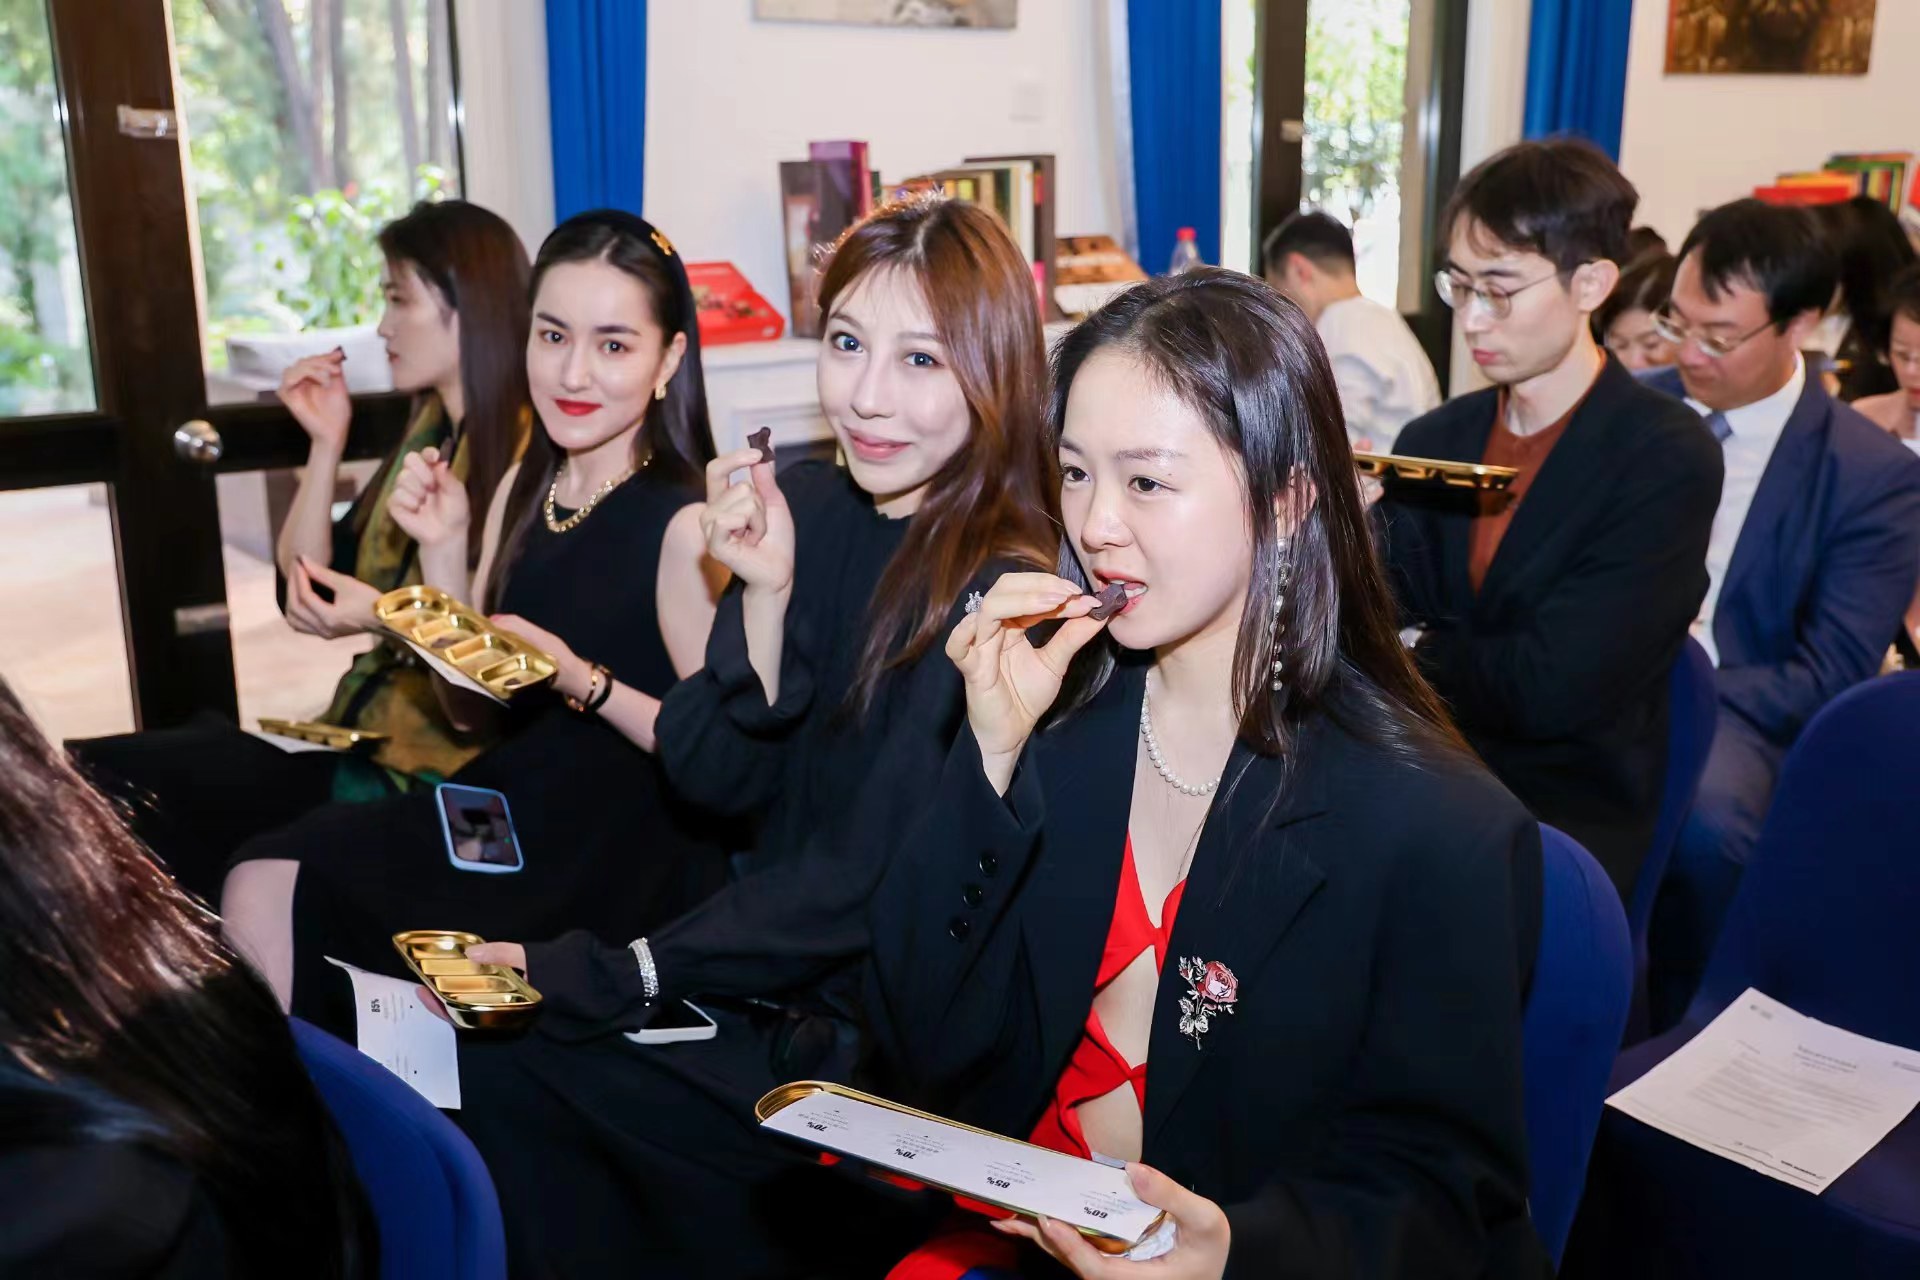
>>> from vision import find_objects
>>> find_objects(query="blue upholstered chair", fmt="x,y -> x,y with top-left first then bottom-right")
1565,673 -> 1920,1278
291,1017 -> 506,1280
1625,637 -> 1718,1042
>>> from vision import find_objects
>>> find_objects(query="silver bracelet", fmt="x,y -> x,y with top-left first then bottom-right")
628,937 -> 660,1001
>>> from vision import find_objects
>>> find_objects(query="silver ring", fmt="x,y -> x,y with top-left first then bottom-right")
964,591 -> 984,616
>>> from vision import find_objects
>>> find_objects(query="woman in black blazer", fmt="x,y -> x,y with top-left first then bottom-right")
868,269 -> 1547,1278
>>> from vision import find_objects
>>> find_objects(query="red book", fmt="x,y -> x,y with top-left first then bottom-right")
685,261 -> 785,345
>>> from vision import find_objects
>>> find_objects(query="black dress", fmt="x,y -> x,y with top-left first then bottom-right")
233,469 -> 730,1031
448,462 -> 999,1278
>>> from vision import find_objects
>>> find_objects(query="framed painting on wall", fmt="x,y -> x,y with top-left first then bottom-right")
754,0 -> 1017,29
1666,0 -> 1875,76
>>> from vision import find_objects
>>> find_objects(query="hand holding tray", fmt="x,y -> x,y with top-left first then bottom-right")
391,930 -> 542,1031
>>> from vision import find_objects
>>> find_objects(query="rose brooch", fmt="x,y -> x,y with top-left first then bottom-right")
1176,957 -> 1238,1050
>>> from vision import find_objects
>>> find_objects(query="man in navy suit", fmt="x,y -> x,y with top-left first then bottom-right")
1646,199 -> 1920,1026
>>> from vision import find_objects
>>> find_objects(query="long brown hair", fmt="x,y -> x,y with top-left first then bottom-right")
371,199 -> 533,567
484,210 -> 714,610
2,680 -> 370,1275
1051,268 -> 1465,762
818,197 -> 1055,714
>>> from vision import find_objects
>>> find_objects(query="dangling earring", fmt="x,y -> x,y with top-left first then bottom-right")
1270,539 -> 1290,693
653,383 -> 667,402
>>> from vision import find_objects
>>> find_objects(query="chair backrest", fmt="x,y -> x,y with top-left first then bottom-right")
290,1018 -> 506,1280
1623,638 -> 1718,1041
1688,672 -> 1920,1046
1522,824 -> 1633,1264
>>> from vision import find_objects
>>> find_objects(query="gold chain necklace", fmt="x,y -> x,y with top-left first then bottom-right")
544,456 -> 646,534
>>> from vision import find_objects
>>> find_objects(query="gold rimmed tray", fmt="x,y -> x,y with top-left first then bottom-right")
373,586 -> 558,701
1355,452 -> 1519,491
257,718 -> 388,751
390,930 -> 542,1031
756,1080 -> 1166,1255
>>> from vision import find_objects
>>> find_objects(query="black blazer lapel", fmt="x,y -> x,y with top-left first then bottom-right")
1019,662 -> 1145,1084
1717,380 -> 1828,621
1475,358 -> 1628,610
1142,732 -> 1331,1150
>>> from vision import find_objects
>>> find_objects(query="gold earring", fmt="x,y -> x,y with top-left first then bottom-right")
654,383 -> 667,401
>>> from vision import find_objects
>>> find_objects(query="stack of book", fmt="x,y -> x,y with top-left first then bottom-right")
1754,152 -> 1917,230
777,143 -> 1064,335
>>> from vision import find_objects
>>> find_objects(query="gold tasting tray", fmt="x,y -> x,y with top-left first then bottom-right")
391,930 -> 542,1031
756,1080 -> 1164,1254
1355,452 -> 1519,491
373,586 -> 558,699
257,718 -> 388,751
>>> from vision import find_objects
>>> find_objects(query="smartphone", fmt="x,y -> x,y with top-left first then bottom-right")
435,783 -> 524,874
622,1000 -> 719,1045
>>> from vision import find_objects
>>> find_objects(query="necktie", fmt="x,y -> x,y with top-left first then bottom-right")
1704,411 -> 1732,443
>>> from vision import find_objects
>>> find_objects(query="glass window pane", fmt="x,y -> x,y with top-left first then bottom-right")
0,484 -> 132,738
1303,0 -> 1412,307
170,0 -> 461,404
0,0 -> 96,415
1221,0 -> 1258,275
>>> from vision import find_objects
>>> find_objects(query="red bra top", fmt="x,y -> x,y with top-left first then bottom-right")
887,834 -> 1185,1280
1030,832 -> 1186,1157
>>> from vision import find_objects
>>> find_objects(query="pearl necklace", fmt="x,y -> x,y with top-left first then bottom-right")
544,456 -> 646,534
1139,684 -> 1221,797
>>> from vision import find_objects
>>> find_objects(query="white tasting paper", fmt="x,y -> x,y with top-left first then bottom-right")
759,1090 -> 1160,1244
1607,988 -> 1920,1193
324,957 -> 462,1110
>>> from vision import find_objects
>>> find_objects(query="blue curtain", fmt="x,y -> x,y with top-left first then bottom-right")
1127,0 -> 1222,272
1523,0 -> 1634,159
545,0 -> 647,219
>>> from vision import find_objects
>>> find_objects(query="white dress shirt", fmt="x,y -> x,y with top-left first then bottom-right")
1689,355 -> 1806,666
1316,295 -> 1443,453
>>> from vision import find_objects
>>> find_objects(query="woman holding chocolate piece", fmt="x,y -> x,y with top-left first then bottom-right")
444,195 -> 1059,1277
870,268 -> 1547,1278
221,210 -> 727,1018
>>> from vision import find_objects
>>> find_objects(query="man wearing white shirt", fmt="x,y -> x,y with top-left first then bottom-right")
1644,199 -> 1920,1029
1263,211 -> 1441,452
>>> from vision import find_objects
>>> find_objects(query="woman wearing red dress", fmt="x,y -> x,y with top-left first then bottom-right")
870,269 -> 1549,1278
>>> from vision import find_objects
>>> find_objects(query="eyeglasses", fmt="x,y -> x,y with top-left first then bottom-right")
1433,269 -> 1561,320
1651,308 -> 1775,359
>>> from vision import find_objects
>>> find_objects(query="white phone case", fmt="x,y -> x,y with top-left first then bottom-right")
622,1000 -> 719,1045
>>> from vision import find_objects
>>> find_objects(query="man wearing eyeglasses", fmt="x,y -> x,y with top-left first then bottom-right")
1375,138 -> 1723,902
1642,198 -> 1920,1028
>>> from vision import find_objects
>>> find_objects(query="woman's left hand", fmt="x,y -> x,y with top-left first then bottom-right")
489,614 -> 591,702
990,1163 -> 1231,1278
465,942 -> 527,973
285,557 -> 381,639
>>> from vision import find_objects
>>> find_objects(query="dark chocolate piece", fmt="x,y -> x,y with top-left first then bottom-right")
747,426 -> 775,465
1088,582 -> 1128,620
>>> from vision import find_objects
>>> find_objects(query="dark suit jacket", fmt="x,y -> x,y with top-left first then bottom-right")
1643,365 -> 1920,748
866,663 -> 1547,1279
1377,358 -> 1723,897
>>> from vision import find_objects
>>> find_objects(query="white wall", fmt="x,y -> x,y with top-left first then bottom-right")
1449,0 -> 1532,395
643,1 -> 1123,327
1618,0 -> 1920,248
455,0 -> 555,259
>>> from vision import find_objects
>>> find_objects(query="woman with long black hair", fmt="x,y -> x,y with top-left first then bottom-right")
222,210 -> 728,1022
0,677 -> 370,1277
72,200 -> 535,900
874,269 -> 1546,1278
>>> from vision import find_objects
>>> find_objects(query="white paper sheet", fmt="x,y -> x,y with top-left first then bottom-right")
1607,987 -> 1920,1193
759,1090 -> 1160,1244
324,957 -> 461,1110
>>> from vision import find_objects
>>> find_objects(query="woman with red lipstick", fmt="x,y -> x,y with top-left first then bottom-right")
221,211 -> 732,1021
414,197 -> 1060,1276
870,269 -> 1545,1278
70,200 -> 533,901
